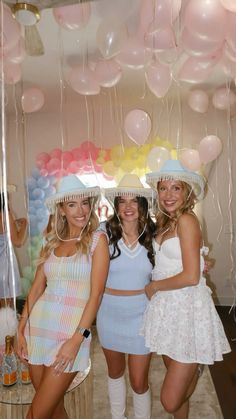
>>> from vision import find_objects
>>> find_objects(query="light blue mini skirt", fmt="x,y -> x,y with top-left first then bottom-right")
96,293 -> 150,355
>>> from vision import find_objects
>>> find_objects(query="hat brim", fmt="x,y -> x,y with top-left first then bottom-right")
104,186 -> 155,202
146,171 -> 205,200
45,187 -> 100,214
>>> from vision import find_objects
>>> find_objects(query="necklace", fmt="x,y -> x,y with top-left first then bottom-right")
121,224 -> 147,249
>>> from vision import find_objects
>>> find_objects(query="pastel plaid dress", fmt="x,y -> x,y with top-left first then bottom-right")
25,230 -> 103,373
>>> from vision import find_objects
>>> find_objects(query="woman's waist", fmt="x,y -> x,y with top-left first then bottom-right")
104,287 -> 145,296
40,291 -> 89,307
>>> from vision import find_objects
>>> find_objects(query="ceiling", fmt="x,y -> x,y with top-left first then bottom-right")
2,0 -> 236,115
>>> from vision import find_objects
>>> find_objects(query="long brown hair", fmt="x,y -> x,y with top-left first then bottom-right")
106,196 -> 156,267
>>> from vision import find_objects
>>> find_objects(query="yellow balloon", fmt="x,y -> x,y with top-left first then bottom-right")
171,149 -> 178,159
103,161 -> 117,177
120,159 -> 135,173
162,140 -> 172,150
111,145 -> 124,161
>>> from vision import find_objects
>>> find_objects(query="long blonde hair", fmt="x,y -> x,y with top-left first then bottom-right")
38,198 -> 99,264
155,181 -> 197,235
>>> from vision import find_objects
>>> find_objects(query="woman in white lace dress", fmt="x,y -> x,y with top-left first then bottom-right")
141,159 -> 231,419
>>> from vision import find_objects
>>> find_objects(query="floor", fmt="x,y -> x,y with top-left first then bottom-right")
209,306 -> 236,419
91,327 -> 223,419
16,299 -> 235,418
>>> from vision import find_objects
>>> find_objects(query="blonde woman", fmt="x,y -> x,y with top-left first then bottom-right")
141,160 -> 231,419
17,175 -> 109,419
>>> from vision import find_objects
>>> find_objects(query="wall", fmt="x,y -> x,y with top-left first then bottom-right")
5,92 -> 236,306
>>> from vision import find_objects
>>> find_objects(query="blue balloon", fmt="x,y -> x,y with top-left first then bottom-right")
29,205 -> 36,215
44,185 -> 56,198
33,199 -> 44,209
36,208 -> 47,221
27,177 -> 37,191
37,177 -> 50,189
31,168 -> 41,180
31,188 -> 45,200
48,176 -> 56,185
37,220 -> 48,233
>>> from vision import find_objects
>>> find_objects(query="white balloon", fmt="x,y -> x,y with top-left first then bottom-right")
147,147 -> 170,171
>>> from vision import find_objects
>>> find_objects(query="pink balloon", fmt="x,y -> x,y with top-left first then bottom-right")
69,65 -> 100,95
94,59 -> 122,87
36,160 -> 46,170
36,152 -> 50,163
21,87 -> 45,113
2,62 -> 21,84
116,36 -> 152,69
5,37 -> 26,64
0,5 -> 21,51
67,161 -> 82,174
61,151 -> 73,168
181,27 -> 223,56
145,24 -> 176,52
187,89 -> 209,113
184,0 -> 227,42
124,109 -> 152,145
138,0 -> 154,34
46,158 -> 61,175
212,87 -> 236,110
53,3 -> 91,30
138,0 -> 181,33
224,42 -> 236,63
145,61 -> 172,98
221,55 -> 236,77
220,0 -> 236,11
226,12 -> 236,52
50,148 -> 62,159
178,50 -> 222,83
198,135 -> 223,164
180,149 -> 202,171
96,19 -> 128,59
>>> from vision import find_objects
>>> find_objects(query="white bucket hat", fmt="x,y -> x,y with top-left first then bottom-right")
146,159 -> 205,200
104,174 -> 155,202
45,175 -> 100,214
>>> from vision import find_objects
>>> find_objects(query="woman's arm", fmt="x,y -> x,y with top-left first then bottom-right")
145,213 -> 201,299
17,264 -> 47,359
53,233 -> 110,373
9,212 -> 28,247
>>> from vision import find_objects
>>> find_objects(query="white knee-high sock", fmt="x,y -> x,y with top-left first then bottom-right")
108,376 -> 127,419
132,388 -> 151,419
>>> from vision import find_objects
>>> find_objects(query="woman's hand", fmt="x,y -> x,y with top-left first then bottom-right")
17,332 -> 28,362
203,259 -> 214,274
145,281 -> 158,300
52,335 -> 83,375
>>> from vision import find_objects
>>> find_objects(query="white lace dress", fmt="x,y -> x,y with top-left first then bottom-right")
141,237 -> 231,364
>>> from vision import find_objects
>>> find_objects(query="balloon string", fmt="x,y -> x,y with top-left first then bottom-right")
226,101 -> 235,296
113,86 -> 125,153
0,3 -> 17,307
84,95 -> 91,139
214,161 -> 223,243
57,26 -> 67,156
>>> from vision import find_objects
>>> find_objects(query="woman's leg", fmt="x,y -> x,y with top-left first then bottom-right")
102,347 -> 127,419
27,364 -> 77,419
161,355 -> 199,419
128,353 -> 152,419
